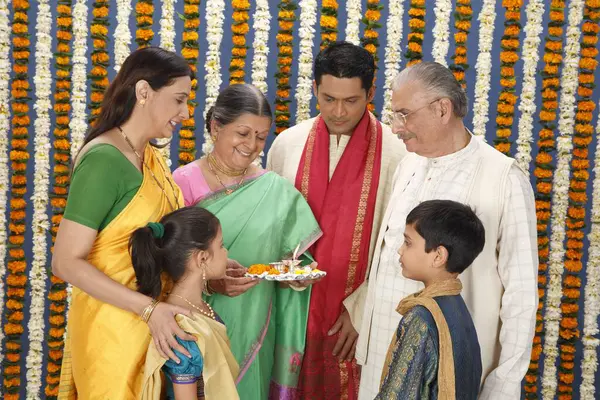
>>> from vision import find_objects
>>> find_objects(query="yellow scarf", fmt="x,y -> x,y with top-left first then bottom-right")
58,146 -> 183,400
141,313 -> 240,400
380,278 -> 462,400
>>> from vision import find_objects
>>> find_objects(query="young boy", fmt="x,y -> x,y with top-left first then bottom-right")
376,199 -> 484,400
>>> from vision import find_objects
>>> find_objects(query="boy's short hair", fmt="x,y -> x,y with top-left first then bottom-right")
406,200 -> 485,274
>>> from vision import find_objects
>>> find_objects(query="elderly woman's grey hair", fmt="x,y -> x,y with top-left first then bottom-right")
391,61 -> 469,119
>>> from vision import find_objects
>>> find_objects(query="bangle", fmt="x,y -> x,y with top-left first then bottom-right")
140,299 -> 160,323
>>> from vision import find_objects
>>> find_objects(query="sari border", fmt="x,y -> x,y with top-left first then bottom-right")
268,380 -> 299,400
235,300 -> 273,384
344,112 -> 379,297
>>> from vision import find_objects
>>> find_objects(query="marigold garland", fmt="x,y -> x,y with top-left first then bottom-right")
4,1 -> 31,398
89,0 -> 110,126
361,0 -> 382,113
135,0 -> 154,48
229,0 -> 250,84
319,0 -> 337,50
274,0 -> 297,134
44,1 -> 72,397
178,0 -> 200,166
557,3 -> 599,398
448,0 -> 472,88
405,0 -> 425,67
524,1 -> 565,396
493,0 -> 523,156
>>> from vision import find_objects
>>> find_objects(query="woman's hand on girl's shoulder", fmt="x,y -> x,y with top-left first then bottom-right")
147,302 -> 197,363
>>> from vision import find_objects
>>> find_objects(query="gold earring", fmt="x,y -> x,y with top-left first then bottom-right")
201,262 -> 209,295
140,99 -> 146,106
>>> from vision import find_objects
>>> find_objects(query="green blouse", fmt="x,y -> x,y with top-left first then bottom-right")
63,144 -> 143,231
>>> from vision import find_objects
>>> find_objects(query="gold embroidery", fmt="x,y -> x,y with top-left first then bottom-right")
339,361 -> 349,400
300,117 -> 320,200
344,112 -> 379,296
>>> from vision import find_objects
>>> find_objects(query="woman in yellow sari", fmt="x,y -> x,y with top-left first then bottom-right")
52,47 -> 197,399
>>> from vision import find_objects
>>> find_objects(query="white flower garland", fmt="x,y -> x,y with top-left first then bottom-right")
515,0 -> 545,178
344,0 -> 362,45
295,0 -> 318,123
471,0 -> 496,138
157,0 -> 176,163
581,97 -> 600,399
113,0 -> 132,73
250,0 -> 270,164
541,2 -> 585,398
431,0 -> 452,66
251,0 -> 270,94
69,0 -> 89,161
0,0 -> 11,372
381,0 -> 404,125
159,0 -> 176,51
201,0 -> 225,155
25,1 -> 52,397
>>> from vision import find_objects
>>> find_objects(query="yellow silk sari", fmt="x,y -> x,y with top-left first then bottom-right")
58,146 -> 183,400
141,313 -> 240,400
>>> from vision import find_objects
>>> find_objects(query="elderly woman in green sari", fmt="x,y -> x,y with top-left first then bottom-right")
173,84 -> 322,399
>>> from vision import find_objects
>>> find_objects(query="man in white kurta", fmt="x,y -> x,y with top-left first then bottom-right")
267,42 -> 405,399
358,62 -> 538,400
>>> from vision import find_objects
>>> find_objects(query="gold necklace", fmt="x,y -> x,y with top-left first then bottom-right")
207,157 -> 246,195
170,294 -> 216,321
118,127 -> 181,211
208,152 -> 247,177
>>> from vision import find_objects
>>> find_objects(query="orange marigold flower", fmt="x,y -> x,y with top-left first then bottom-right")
454,32 -> 468,44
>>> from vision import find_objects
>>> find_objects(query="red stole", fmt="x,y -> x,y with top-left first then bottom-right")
295,110 -> 382,399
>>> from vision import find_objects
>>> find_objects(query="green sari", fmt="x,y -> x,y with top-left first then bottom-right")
197,171 -> 322,399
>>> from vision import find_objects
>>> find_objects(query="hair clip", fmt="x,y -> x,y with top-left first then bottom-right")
147,222 -> 165,239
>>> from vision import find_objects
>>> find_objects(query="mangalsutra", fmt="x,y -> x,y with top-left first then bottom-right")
118,127 -> 181,211
207,153 -> 246,195
207,152 -> 247,177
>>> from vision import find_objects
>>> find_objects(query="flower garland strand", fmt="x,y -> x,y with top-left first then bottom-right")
159,0 -> 175,51
380,0 -> 404,125
201,0 -> 225,155
229,0 -> 250,85
523,2 -> 566,397
361,0 -> 382,113
319,0 -> 337,50
0,0 -> 12,380
541,1 -> 585,398
514,0 -> 545,177
25,0 -> 52,397
44,1 -> 73,397
178,0 -> 200,166
344,0 -> 362,45
114,0 -> 132,72
135,0 -> 154,48
89,0 -> 110,127
250,0 -> 270,95
560,4 -> 599,398
69,0 -> 89,157
274,0 -> 296,134
294,0 -> 317,123
448,0 -> 472,88
4,1 -> 32,398
471,0 -> 496,138
405,0 -> 426,67
431,0 -> 452,66
492,0 -> 523,156
582,35 -> 600,400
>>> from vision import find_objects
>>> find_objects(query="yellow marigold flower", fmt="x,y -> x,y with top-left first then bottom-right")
408,9 -> 426,17
409,19 -> 426,29
548,27 -> 563,37
58,4 -> 71,14
454,32 -> 468,44
184,19 -> 200,29
497,104 -> 514,114
365,10 -> 381,21
57,31 -> 73,41
184,4 -> 199,14
456,6 -> 472,15
182,48 -> 199,60
455,21 -> 471,31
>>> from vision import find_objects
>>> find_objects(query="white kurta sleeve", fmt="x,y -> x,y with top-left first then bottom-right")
479,165 -> 539,399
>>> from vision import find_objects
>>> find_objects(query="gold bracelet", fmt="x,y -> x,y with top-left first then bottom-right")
141,299 -> 160,323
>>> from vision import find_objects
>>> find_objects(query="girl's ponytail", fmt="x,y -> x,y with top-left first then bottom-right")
130,223 -> 165,298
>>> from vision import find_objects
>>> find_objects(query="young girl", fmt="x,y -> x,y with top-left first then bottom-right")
131,207 -> 240,400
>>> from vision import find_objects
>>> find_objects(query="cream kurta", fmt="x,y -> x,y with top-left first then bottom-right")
357,136 -> 538,400
266,116 -> 406,328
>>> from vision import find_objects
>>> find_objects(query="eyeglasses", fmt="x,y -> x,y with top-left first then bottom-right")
392,98 -> 442,125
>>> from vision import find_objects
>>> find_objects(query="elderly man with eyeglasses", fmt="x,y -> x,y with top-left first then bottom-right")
356,61 -> 538,400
